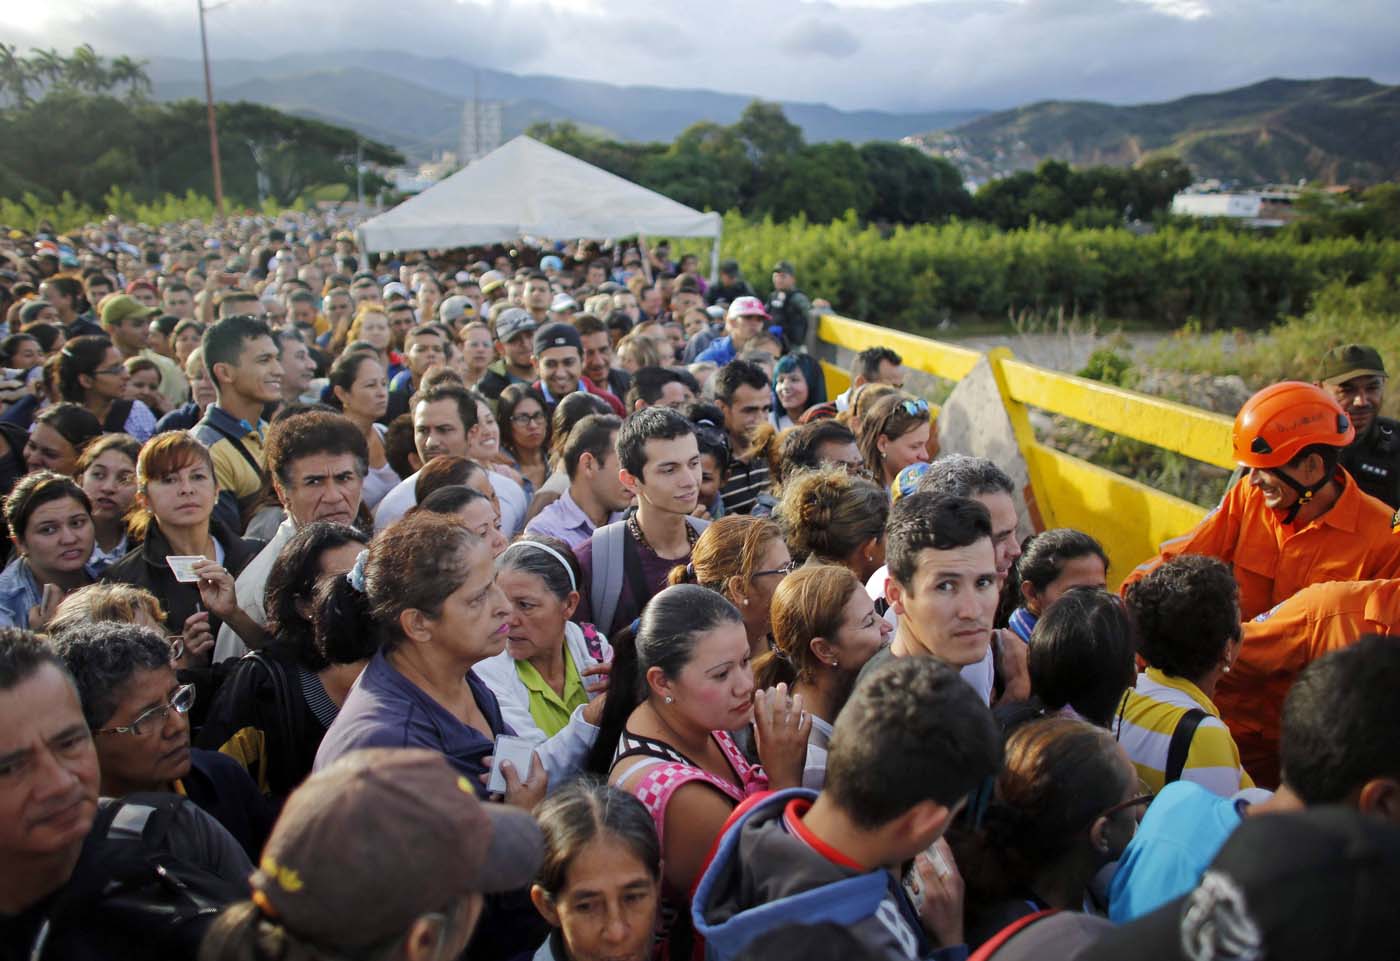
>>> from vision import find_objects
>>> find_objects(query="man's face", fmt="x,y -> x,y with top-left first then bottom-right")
976,491 -> 1022,584
653,381 -> 694,411
220,335 -> 283,404
816,439 -> 863,472
524,279 -> 551,312
875,359 -> 905,389
350,278 -> 380,304
772,271 -> 794,292
1325,375 -> 1384,437
886,539 -> 1000,667
587,444 -> 634,513
388,308 -> 415,347
88,281 -> 115,302
414,398 -> 470,461
721,383 -> 772,443
537,345 -> 581,399
580,331 -> 614,385
129,287 -> 158,309
163,288 -> 193,319
105,313 -> 151,354
289,300 -> 317,331
671,291 -> 701,316
0,665 -> 99,863
613,293 -> 639,320
406,332 -> 446,378
277,451 -> 364,527
625,434 -> 701,516
324,292 -> 352,326
586,265 -> 607,286
501,332 -> 535,371
727,312 -> 767,349
1248,463 -> 1313,512
93,668 -> 191,794
279,338 -> 317,397
641,288 -> 663,318
38,282 -> 71,312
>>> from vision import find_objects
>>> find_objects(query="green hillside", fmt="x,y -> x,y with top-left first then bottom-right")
914,78 -> 1400,185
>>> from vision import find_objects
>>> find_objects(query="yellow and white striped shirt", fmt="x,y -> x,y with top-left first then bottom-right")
1115,668 -> 1254,797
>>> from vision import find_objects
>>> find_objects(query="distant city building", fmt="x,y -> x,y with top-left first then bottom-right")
461,101 -> 503,163
1171,185 -> 1303,228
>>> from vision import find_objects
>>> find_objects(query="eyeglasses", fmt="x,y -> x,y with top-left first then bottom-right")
510,411 -> 547,426
1095,780 -> 1154,822
94,683 -> 196,737
94,363 -> 127,377
899,398 -> 930,417
752,560 -> 799,579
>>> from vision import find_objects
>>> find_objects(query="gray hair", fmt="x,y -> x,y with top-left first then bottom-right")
495,535 -> 580,601
53,622 -> 170,729
916,454 -> 1013,499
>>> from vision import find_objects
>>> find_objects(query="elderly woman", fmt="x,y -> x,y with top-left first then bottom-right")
476,537 -> 611,743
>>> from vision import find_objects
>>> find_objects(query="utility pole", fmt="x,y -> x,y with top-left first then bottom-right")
356,138 -> 365,209
198,0 -> 225,216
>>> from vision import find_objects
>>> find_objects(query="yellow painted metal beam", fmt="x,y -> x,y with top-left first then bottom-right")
1027,443 -> 1209,588
818,314 -> 981,383
820,360 -> 852,398
998,358 -> 1236,470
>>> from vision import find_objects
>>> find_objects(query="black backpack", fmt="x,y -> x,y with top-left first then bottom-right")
32,793 -> 245,960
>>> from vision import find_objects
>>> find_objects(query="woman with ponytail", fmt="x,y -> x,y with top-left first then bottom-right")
1003,528 -> 1109,643
667,514 -> 790,659
752,564 -> 891,788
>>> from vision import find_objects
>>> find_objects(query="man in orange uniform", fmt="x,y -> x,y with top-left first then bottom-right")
1216,578 -> 1399,789
1122,382 -> 1400,619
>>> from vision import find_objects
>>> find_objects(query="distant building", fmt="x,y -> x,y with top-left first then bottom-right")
1171,185 -> 1302,228
461,101 -> 503,163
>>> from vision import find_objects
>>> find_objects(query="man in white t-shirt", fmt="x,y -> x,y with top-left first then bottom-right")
857,491 -> 1000,704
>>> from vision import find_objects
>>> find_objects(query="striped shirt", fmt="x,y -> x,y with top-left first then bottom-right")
720,456 -> 770,515
1115,668 -> 1254,797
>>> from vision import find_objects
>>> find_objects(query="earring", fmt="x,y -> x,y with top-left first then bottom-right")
664,695 -> 674,704
831,659 -> 839,669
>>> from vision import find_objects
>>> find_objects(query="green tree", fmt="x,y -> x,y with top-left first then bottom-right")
734,100 -> 804,166
858,141 -> 971,223
751,142 -> 872,223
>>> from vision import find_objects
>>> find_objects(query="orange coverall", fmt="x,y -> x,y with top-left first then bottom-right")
1215,578 -> 1399,789
1122,470 -> 1400,620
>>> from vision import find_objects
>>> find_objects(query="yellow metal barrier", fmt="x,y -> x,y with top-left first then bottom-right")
816,314 -> 1233,584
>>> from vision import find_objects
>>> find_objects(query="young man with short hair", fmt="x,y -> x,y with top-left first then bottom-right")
835,347 -> 905,412
273,326 -> 319,409
0,628 -> 251,960
388,324 -> 447,405
625,366 -> 696,412
531,322 -> 625,416
713,360 -> 773,516
192,315 -> 284,532
213,411 -> 369,662
522,270 -> 552,325
526,414 -> 632,550
575,407 -> 708,637
694,655 -> 1002,961
162,281 -> 195,320
858,492 -> 1002,705
574,313 -> 631,399
1123,381 -> 1400,619
477,308 -> 538,400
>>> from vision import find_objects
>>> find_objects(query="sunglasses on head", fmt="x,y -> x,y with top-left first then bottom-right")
900,398 -> 930,417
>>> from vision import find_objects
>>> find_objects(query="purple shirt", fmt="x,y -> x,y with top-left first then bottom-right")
526,488 -> 624,551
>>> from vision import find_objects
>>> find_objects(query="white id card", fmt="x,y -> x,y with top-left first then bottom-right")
486,735 -> 537,795
165,556 -> 205,583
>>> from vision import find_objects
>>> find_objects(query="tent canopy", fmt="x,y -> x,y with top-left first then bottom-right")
358,136 -> 722,253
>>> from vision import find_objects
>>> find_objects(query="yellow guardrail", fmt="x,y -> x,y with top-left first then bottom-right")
816,314 -> 1234,586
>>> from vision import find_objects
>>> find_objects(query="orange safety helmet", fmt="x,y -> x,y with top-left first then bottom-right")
1232,381 -> 1355,469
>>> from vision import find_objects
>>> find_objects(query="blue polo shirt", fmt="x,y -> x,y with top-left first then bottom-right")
314,648 -> 513,797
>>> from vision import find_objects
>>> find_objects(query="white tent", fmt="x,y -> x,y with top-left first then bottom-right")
358,136 -> 723,270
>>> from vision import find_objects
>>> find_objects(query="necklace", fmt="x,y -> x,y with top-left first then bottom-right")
628,511 -> 698,555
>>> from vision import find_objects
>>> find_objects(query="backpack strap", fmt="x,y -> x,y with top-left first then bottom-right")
245,652 -> 303,792
191,417 -> 262,477
102,398 -> 135,434
968,909 -> 1061,961
1165,708 -> 1209,785
590,521 -> 627,640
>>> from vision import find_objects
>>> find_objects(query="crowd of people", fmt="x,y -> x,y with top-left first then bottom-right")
0,212 -> 1397,961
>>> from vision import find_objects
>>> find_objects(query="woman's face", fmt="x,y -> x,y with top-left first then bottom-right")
187,359 -> 218,409
741,537 -> 791,636
86,347 -> 129,401
455,498 -> 508,558
879,422 -> 931,482
9,338 -> 41,371
470,400 -> 501,459
463,328 -> 493,370
25,423 -> 80,476
341,357 -> 388,421
125,367 -> 161,408
359,312 -> 391,351
697,453 -> 723,509
80,449 -> 138,527
661,620 -> 755,732
174,327 -> 202,364
508,397 -> 547,453
499,566 -> 576,663
829,586 -> 892,674
775,369 -> 809,414
1029,554 -> 1108,615
424,542 -> 512,665
141,458 -> 216,530
19,496 -> 94,577
541,837 -> 659,961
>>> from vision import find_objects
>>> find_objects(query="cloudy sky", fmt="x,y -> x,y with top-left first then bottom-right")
2,0 -> 1396,112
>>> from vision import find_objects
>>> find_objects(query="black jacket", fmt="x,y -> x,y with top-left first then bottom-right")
1343,416 -> 1400,509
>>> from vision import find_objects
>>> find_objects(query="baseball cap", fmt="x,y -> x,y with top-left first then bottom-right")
250,749 -> 543,952
540,255 -> 563,272
891,462 -> 931,503
533,321 -> 582,356
727,296 -> 770,321
382,281 -> 409,301
479,270 -> 506,295
1317,344 -> 1386,385
101,294 -> 161,327
124,279 -> 157,296
495,307 -> 538,343
439,295 -> 475,325
772,260 -> 796,276
1077,806 -> 1400,961
550,293 -> 578,313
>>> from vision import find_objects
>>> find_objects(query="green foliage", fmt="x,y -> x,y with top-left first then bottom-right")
1078,348 -> 1137,387
974,157 -> 1193,229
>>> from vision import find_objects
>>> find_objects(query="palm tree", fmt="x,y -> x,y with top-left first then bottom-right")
66,44 -> 111,94
109,55 -> 151,101
0,42 -> 31,106
25,48 -> 66,91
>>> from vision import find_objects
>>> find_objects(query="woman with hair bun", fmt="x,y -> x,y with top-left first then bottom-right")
772,464 -> 888,583
667,514 -> 790,659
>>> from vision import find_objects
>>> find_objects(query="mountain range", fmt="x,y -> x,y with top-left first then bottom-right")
143,51 -> 982,161
909,77 -> 1400,186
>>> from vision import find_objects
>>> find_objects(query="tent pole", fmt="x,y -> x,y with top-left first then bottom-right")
709,222 -> 721,286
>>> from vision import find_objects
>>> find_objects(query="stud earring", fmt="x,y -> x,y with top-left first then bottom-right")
831,660 -> 839,668
664,695 -> 674,704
